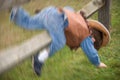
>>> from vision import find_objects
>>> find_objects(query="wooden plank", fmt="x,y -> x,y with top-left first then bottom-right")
0,0 -> 31,11
0,31 -> 51,74
78,0 -> 104,18
98,0 -> 111,30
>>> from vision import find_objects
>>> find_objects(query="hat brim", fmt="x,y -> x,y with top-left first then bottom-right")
87,19 -> 110,47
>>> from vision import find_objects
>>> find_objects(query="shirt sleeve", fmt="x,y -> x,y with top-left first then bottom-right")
80,36 -> 100,66
10,7 -> 44,30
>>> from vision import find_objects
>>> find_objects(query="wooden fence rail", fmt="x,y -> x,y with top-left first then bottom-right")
0,31 -> 51,74
0,0 -> 31,11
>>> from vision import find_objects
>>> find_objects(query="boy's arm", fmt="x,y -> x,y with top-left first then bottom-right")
80,36 -> 107,68
10,7 -> 44,30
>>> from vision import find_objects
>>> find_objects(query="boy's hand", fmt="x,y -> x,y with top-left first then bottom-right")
97,62 -> 107,68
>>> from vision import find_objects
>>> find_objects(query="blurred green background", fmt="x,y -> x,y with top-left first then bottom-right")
0,0 -> 120,80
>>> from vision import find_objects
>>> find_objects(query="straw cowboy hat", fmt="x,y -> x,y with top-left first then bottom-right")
87,19 -> 110,50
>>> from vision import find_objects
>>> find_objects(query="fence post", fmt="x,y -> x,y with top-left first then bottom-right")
98,0 -> 111,30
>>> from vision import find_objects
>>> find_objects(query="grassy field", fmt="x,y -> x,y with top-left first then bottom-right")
0,0 -> 120,80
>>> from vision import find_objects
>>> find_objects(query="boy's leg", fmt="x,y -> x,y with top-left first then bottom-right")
10,6 -> 45,30
33,47 -> 50,76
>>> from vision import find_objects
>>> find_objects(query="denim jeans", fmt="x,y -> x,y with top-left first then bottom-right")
10,6 -> 68,56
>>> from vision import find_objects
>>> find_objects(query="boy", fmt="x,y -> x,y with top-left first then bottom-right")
10,6 -> 110,76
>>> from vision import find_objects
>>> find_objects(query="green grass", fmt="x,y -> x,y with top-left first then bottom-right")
0,0 -> 120,80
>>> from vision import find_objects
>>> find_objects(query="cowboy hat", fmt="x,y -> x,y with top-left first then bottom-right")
87,19 -> 110,50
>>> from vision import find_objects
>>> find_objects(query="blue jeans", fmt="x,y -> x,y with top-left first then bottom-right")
10,6 -> 68,56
